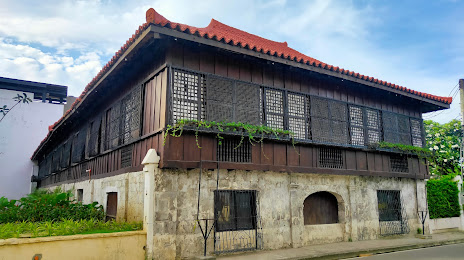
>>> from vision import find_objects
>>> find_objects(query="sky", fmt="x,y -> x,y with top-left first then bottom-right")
0,0 -> 463,123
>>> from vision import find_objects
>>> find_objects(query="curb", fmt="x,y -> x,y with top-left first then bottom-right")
296,238 -> 464,260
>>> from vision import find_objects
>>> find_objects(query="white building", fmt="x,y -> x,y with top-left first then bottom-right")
0,77 -> 67,200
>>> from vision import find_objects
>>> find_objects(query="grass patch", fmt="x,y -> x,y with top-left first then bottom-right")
0,219 -> 142,240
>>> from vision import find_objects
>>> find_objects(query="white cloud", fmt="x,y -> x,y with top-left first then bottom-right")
0,0 -> 461,123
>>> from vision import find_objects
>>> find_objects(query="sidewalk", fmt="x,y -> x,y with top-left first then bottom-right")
217,231 -> 464,260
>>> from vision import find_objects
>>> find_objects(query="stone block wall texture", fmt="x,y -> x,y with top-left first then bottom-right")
47,171 -> 144,222
150,169 -> 427,259
46,169 -> 428,260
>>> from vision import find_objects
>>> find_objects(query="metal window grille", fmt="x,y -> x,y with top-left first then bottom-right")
390,154 -> 409,172
60,139 -> 72,169
120,145 -> 133,168
265,88 -> 284,130
288,92 -> 309,139
214,190 -> 262,254
349,105 -> 365,146
71,129 -> 87,163
217,138 -> 251,163
172,69 -> 205,123
88,115 -> 102,157
377,190 -> 409,235
410,119 -> 423,147
319,147 -> 343,168
311,97 -> 348,144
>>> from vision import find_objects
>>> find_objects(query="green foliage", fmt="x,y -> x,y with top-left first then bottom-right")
373,142 -> 433,158
417,228 -> 422,234
164,119 -> 296,149
0,92 -> 32,122
0,188 -> 104,224
426,175 -> 461,219
0,219 -> 142,239
424,120 -> 461,176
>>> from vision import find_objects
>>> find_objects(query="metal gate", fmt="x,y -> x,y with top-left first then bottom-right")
377,190 -> 409,235
213,190 -> 263,254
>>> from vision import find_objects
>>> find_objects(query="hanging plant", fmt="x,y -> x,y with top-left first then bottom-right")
163,119 -> 298,155
369,141 -> 433,159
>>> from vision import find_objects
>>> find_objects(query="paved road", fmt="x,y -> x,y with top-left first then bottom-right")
347,243 -> 464,259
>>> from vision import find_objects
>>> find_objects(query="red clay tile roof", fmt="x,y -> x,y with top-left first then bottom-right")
146,8 -> 452,105
32,8 -> 452,159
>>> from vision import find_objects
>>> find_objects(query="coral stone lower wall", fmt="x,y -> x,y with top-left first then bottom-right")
45,171 -> 144,222
151,169 -> 427,259
0,231 -> 146,260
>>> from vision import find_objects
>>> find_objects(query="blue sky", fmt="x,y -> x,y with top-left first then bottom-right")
0,0 -> 462,123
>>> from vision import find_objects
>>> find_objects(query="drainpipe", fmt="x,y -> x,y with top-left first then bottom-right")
142,149 -> 160,260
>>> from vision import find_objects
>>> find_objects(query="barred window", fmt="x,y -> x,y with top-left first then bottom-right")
377,190 -> 402,221
288,93 -> 309,139
217,138 -> 251,163
120,145 -> 133,168
265,88 -> 284,130
319,147 -> 343,168
214,190 -> 257,232
311,97 -> 348,144
172,69 -> 205,123
383,112 -> 411,145
390,155 -> 409,173
410,119 -> 423,147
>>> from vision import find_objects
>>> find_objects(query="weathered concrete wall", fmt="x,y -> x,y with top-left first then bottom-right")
429,217 -> 462,233
47,171 -> 144,222
0,231 -> 146,260
150,169 -> 427,259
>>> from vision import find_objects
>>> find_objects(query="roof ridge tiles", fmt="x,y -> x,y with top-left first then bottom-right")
32,7 -> 453,159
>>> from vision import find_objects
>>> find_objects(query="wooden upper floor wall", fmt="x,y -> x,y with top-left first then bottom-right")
37,37 -> 430,188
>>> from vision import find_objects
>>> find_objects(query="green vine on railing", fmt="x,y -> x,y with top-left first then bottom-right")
370,141 -> 433,159
163,119 -> 298,156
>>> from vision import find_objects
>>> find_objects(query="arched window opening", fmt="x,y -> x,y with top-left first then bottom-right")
303,191 -> 339,225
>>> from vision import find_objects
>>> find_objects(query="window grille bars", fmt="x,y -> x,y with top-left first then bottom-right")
217,138 -> 251,163
121,145 -> 133,168
390,155 -> 409,173
377,190 -> 409,235
319,147 -> 344,168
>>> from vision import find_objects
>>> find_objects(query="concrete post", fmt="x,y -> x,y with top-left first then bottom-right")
142,149 -> 160,260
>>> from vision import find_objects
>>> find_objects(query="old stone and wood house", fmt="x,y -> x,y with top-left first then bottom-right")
31,8 -> 452,259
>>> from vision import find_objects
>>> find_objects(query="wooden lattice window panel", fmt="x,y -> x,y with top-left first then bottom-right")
311,97 -> 348,144
349,105 -> 364,146
104,85 -> 142,150
217,138 -> 251,163
38,154 -> 51,178
88,115 -> 102,157
383,112 -> 411,145
366,108 -> 381,145
390,155 -> 409,173
172,69 -> 205,123
265,88 -> 284,130
288,92 -> 309,139
60,139 -> 72,169
235,82 -> 262,125
120,145 -> 133,168
410,119 -> 423,147
71,129 -> 87,163
319,147 -> 343,169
